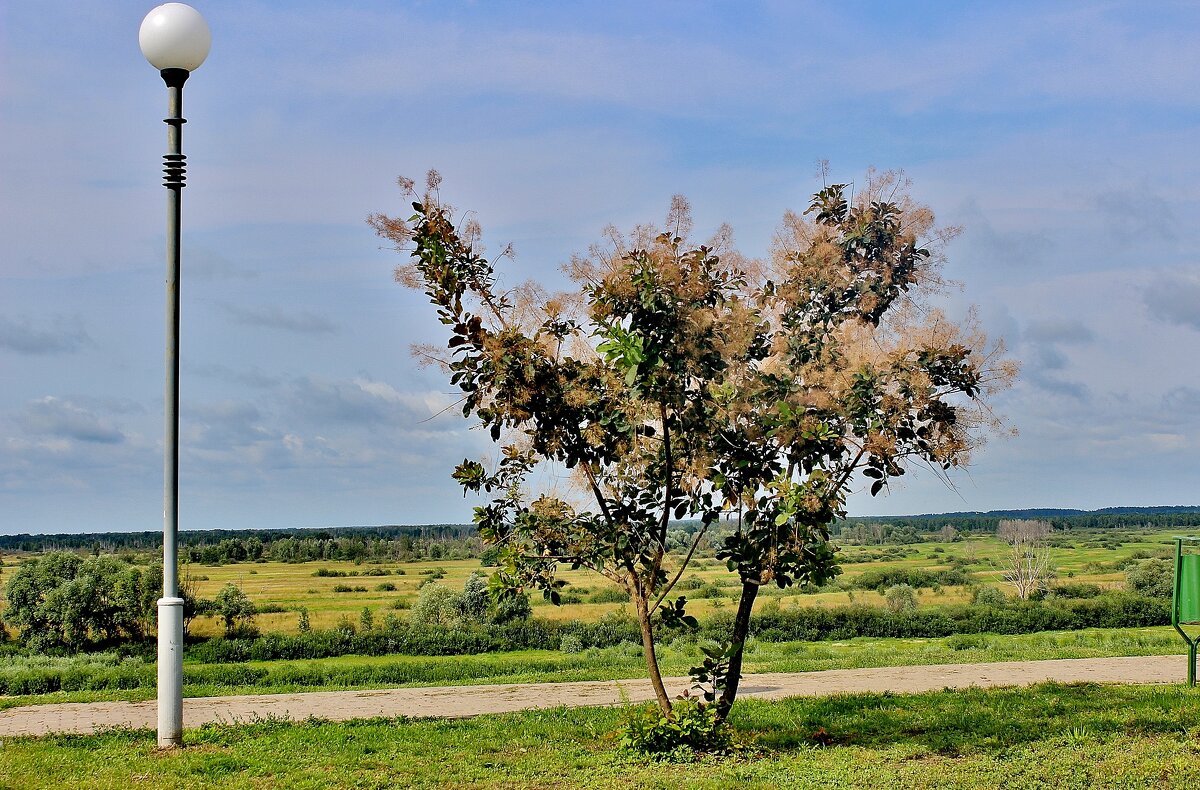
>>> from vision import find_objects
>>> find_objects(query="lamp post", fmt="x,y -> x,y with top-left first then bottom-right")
139,2 -> 211,749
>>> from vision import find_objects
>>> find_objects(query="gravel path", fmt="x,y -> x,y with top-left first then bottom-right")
0,655 -> 1186,738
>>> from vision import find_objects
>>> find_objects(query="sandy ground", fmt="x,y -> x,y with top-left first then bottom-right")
0,655 -> 1187,738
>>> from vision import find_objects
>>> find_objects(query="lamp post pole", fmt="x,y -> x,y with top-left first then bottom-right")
158,63 -> 187,750
139,3 -> 211,749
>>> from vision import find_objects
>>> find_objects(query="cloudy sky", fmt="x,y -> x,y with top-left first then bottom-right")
2,1 -> 1199,534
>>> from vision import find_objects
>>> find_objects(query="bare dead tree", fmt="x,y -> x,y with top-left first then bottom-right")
998,519 -> 1053,599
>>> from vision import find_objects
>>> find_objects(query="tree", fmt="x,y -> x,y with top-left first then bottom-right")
409,582 -> 460,626
884,583 -> 918,613
213,584 -> 256,636
3,552 -> 160,651
997,519 -> 1052,600
372,169 -> 1013,722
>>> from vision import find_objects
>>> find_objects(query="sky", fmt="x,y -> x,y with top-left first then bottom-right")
2,1 -> 1200,535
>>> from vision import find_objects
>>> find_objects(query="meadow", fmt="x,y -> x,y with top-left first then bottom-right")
135,526 -> 1179,636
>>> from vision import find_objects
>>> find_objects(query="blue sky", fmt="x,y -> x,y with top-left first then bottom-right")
3,1 -> 1200,534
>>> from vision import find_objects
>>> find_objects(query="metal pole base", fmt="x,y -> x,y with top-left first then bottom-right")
157,597 -> 185,748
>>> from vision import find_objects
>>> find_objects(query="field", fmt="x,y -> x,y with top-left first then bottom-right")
116,526 -> 1181,637
2,682 -> 1199,788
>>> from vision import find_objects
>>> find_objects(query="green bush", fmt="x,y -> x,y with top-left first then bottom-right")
589,587 -> 631,604
972,586 -> 1007,607
883,584 -> 918,613
851,567 -> 969,592
332,584 -> 353,593
1050,583 -> 1104,599
559,634 -> 585,654
1126,559 -> 1174,599
374,583 -> 397,592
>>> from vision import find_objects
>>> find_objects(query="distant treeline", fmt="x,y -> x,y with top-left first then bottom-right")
0,524 -> 481,563
836,507 -> 1200,544
5,507 -> 1200,559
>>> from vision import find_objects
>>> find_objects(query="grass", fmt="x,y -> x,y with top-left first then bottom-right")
1,682 -> 1198,788
0,626 -> 1188,710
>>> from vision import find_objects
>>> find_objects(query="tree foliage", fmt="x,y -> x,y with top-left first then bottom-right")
372,169 -> 1013,722
3,552 -> 161,651
213,583 -> 257,636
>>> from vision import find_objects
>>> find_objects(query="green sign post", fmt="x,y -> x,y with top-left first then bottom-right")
1171,537 -> 1200,686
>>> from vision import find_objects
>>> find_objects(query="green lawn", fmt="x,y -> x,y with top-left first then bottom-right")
2,682 -> 1198,789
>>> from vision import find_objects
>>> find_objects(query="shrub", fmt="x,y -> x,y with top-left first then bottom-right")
972,586 -> 1007,607
214,584 -> 256,636
851,567 -> 969,592
1126,559 -> 1174,599
458,573 -> 490,623
1051,583 -> 1103,599
410,583 -> 460,626
313,568 -> 347,578
589,587 -> 631,604
375,583 -> 397,592
492,593 -> 532,624
559,634 -> 585,654
332,584 -> 353,593
883,584 -> 918,613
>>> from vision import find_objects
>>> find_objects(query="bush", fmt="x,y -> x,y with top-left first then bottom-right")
972,586 -> 1007,607
492,593 -> 532,624
410,583 -> 460,626
1050,583 -> 1104,599
332,584 -> 353,593
313,568 -> 347,578
559,634 -> 585,653
214,584 -> 256,636
883,584 -> 918,613
1126,559 -> 1174,599
851,567 -> 969,592
589,587 -> 631,604
375,582 -> 397,592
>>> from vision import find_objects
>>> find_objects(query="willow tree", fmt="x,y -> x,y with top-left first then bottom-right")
371,170 -> 1014,721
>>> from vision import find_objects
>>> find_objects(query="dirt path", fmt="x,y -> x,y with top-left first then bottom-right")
0,655 -> 1187,738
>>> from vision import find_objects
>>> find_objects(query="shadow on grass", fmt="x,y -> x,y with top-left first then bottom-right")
731,682 -> 1200,756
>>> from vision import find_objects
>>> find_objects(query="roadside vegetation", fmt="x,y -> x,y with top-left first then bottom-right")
0,521 -> 1192,717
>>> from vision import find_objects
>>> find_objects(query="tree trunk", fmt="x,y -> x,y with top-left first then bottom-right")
634,587 -> 673,716
715,580 -> 759,722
